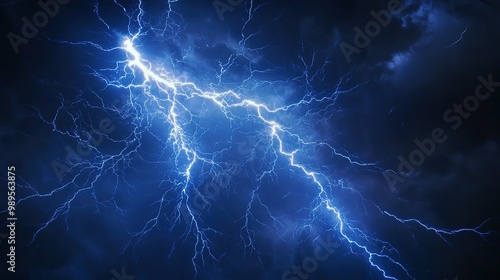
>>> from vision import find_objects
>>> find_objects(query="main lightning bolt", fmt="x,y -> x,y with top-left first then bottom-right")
115,31 -> 492,279
17,1 -> 495,279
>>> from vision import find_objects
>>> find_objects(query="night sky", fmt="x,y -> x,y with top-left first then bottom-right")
1,0 -> 500,279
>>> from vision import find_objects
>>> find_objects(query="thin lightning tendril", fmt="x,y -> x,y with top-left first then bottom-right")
443,24 -> 469,49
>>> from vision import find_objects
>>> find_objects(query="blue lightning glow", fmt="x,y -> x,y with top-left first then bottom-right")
18,1 -> 495,279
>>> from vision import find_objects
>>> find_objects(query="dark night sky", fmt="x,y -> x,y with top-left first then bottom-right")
0,0 -> 500,279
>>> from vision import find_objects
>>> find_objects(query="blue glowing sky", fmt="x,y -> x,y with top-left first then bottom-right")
1,0 -> 500,279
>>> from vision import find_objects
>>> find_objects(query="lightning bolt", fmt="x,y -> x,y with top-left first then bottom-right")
443,24 -> 469,49
17,1 -> 495,279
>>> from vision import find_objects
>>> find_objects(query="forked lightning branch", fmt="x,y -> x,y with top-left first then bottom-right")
8,1 -> 496,279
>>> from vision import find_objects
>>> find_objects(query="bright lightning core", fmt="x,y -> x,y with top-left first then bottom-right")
19,1 -> 495,280
115,36 -> 490,279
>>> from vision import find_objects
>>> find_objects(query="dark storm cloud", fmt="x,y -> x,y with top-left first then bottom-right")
298,3 -> 500,277
321,0 -> 500,160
